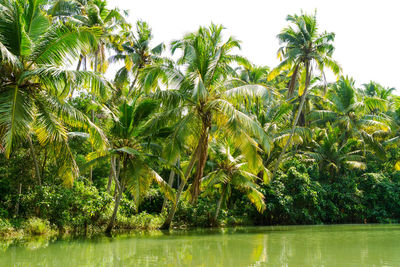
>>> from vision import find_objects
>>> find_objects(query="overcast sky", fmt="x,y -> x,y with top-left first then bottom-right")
109,0 -> 400,90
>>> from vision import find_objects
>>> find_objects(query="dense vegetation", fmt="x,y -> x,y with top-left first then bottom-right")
1,0 -> 399,237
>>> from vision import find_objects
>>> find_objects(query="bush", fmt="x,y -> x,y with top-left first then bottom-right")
19,181 -> 113,228
0,219 -> 14,236
24,218 -> 51,235
115,212 -> 163,230
174,198 -> 218,227
224,159 -> 400,226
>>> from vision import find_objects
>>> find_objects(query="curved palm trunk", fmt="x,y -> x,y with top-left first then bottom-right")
191,118 -> 211,203
272,62 -> 310,177
161,144 -> 201,229
107,155 -> 115,193
89,48 -> 100,183
161,168 -> 176,212
213,183 -> 227,225
105,158 -> 122,234
105,186 -> 123,234
28,135 -> 41,186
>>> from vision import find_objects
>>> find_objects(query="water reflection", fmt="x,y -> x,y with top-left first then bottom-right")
1,225 -> 400,266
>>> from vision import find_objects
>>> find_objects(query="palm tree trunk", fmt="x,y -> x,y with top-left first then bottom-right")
105,157 -> 123,234
161,168 -> 176,212
107,156 -> 115,193
14,182 -> 22,216
28,135 -> 41,186
191,122 -> 210,203
287,64 -> 299,99
161,144 -> 201,229
41,147 -> 47,179
272,62 -> 310,177
162,157 -> 180,211
213,183 -> 227,225
89,49 -> 99,183
128,69 -> 140,96
76,54 -> 84,71
105,185 -> 123,234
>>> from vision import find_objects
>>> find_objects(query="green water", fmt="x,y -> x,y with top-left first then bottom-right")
1,224 -> 400,266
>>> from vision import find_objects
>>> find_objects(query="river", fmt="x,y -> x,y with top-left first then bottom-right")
1,224 -> 399,266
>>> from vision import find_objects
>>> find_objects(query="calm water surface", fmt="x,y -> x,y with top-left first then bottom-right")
1,224 -> 399,266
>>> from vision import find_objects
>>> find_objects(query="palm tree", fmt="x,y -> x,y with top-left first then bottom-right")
142,24 -> 270,228
362,81 -> 395,100
60,0 -> 128,182
110,20 -> 165,95
0,0 -> 108,185
302,126 -> 366,176
87,97 -> 173,233
202,139 -> 266,225
268,11 -> 341,176
361,81 -> 395,114
48,0 -> 128,72
309,76 -> 389,159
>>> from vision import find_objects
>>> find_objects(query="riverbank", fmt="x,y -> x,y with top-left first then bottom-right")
0,214 -> 166,241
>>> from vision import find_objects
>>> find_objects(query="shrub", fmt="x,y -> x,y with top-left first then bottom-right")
0,218 -> 14,237
115,212 -> 163,230
173,198 -> 218,227
19,181 -> 113,228
24,218 -> 51,235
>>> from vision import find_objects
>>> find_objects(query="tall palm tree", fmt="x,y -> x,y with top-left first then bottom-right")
59,0 -> 128,182
142,24 -> 270,228
268,11 -> 341,176
0,0 -> 108,185
87,97 -> 173,233
202,139 -> 266,224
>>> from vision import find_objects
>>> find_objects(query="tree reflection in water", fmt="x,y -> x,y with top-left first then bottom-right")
1,225 -> 400,266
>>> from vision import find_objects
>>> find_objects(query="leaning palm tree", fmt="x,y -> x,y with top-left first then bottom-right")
87,97 -> 173,233
0,0 -> 108,185
142,24 -> 270,228
268,11 -> 341,176
202,139 -> 266,225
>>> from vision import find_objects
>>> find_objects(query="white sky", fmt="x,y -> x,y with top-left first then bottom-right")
108,0 -> 400,90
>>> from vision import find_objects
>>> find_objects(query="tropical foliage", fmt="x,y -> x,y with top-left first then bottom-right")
0,1 -> 399,235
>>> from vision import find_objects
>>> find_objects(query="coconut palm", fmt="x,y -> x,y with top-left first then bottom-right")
202,139 -> 266,224
268,11 -> 341,176
309,76 -> 389,159
56,0 -> 129,181
87,97 -> 174,233
110,20 -> 165,95
0,0 -> 108,185
142,24 -> 270,228
302,126 -> 366,176
50,0 -> 128,72
361,81 -> 395,114
362,81 -> 395,100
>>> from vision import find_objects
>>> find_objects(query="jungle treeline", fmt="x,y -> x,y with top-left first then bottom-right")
0,0 -> 399,236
